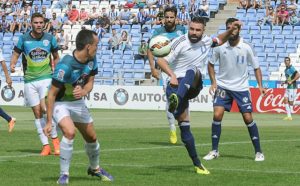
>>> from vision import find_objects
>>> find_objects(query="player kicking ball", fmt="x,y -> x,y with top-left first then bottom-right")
203,18 -> 265,162
157,16 -> 242,175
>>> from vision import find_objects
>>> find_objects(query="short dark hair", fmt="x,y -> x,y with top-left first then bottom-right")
191,16 -> 207,26
164,5 -> 177,16
226,17 -> 239,27
31,13 -> 44,22
284,57 -> 291,61
76,30 -> 97,51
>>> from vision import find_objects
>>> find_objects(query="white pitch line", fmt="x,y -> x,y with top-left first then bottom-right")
3,160 -> 300,175
0,139 -> 300,159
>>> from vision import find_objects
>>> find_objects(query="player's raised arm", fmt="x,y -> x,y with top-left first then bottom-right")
147,48 -> 160,79
215,20 -> 242,46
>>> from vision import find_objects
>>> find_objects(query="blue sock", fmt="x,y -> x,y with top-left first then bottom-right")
179,121 -> 201,166
247,121 -> 262,153
177,68 -> 196,103
212,120 -> 221,151
0,107 -> 11,122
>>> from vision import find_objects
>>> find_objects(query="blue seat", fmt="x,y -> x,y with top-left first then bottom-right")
275,44 -> 286,53
246,9 -> 256,17
282,25 -> 293,35
286,44 -> 297,53
102,59 -> 113,68
103,79 -> 114,85
254,43 -> 264,53
101,54 -> 111,60
134,72 -> 145,79
265,43 -> 275,52
123,55 -> 133,60
260,25 -> 271,35
123,60 -> 134,69
243,35 -> 251,42
273,35 -> 284,44
113,59 -> 123,69
256,9 -> 266,19
293,26 -> 300,35
252,35 -> 262,44
257,52 -> 266,62
262,35 -> 273,44
236,9 -> 246,18
249,26 -> 260,35
124,79 -> 135,86
102,68 -> 114,78
271,26 -> 282,35
133,60 -> 144,69
113,54 -> 122,60
123,71 -> 134,78
247,17 -> 257,26
285,35 -> 295,44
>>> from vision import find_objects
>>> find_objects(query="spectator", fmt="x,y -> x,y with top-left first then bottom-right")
289,11 -> 300,25
177,5 -> 190,25
93,22 -> 106,39
287,0 -> 298,12
260,6 -> 276,26
188,0 -> 199,19
125,0 -> 135,8
135,40 -> 148,61
67,5 -> 79,25
135,6 -> 148,25
108,28 -> 121,51
253,0 -> 263,9
197,0 -> 209,18
5,2 -> 13,15
238,0 -> 251,9
55,0 -> 68,9
57,29 -> 70,51
98,13 -> 110,32
155,5 -> 164,25
12,0 -> 22,15
109,4 -> 120,25
135,0 -> 147,8
88,7 -> 100,25
147,0 -> 158,7
0,15 -> 10,32
146,5 -> 157,25
276,4 -> 289,25
61,10 -> 71,25
20,13 -> 31,33
100,7 -> 108,17
10,14 -> 21,33
30,5 -> 39,15
50,12 -> 62,31
79,8 -> 89,25
119,5 -> 134,25
43,13 -> 51,32
120,30 -> 132,51
41,5 -> 52,19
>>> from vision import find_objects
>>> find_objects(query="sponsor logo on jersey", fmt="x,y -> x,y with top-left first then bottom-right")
57,69 -> 65,80
29,48 -> 48,61
88,61 -> 94,70
43,39 -> 49,47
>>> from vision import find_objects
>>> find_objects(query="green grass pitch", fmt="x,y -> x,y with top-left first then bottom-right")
0,106 -> 300,186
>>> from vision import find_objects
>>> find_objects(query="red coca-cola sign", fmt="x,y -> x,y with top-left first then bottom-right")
231,88 -> 300,114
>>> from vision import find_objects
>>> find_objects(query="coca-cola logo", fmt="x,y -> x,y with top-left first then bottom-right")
256,89 -> 300,113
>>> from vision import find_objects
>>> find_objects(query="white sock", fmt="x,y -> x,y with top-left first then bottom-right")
285,104 -> 292,117
60,136 -> 74,175
166,102 -> 176,131
294,101 -> 300,105
35,119 -> 49,145
85,141 -> 100,170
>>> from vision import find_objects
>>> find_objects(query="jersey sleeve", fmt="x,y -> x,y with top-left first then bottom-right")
247,44 -> 260,69
210,47 -> 220,65
163,37 -> 182,64
90,58 -> 98,76
51,36 -> 59,52
13,35 -> 24,54
0,51 -> 4,62
52,62 -> 72,88
210,37 -> 220,48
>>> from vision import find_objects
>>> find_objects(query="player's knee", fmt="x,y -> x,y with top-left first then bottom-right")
63,129 -> 76,140
213,113 -> 223,121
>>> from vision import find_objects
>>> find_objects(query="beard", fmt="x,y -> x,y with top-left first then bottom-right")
165,21 -> 175,31
228,33 -> 239,42
188,34 -> 202,43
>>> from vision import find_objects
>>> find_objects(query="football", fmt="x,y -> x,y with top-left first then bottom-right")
149,35 -> 171,57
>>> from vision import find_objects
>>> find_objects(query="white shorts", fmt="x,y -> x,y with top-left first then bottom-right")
24,79 -> 52,107
284,89 -> 297,102
53,99 -> 93,124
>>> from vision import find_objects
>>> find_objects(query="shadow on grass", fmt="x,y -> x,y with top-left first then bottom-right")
41,176 -> 92,182
219,154 -> 253,160
6,149 -> 40,154
151,164 -> 190,172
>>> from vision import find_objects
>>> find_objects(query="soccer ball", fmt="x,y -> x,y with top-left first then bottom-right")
149,35 -> 171,57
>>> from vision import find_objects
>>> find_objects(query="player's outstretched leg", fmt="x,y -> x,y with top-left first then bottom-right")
166,105 -> 177,144
283,103 -> 293,120
86,141 -> 113,181
203,120 -> 221,160
246,121 -> 264,161
0,107 -> 16,132
36,118 -> 51,156
168,66 -> 200,113
179,121 -> 210,175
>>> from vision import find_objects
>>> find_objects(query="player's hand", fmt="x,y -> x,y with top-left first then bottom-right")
10,64 -> 15,73
73,85 -> 87,99
259,87 -> 267,97
209,83 -> 217,95
151,68 -> 160,80
6,77 -> 12,87
169,75 -> 178,87
43,123 -> 52,138
287,81 -> 292,85
232,20 -> 242,30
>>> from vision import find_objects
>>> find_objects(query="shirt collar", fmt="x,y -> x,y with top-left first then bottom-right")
225,37 -> 243,49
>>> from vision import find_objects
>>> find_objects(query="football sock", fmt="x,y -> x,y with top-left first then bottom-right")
177,68 -> 196,103
247,121 -> 262,153
0,107 -> 11,122
285,104 -> 292,117
212,120 -> 221,151
166,105 -> 176,131
179,121 -> 201,166
60,136 -> 74,175
35,118 -> 49,145
294,101 -> 300,105
85,141 -> 100,170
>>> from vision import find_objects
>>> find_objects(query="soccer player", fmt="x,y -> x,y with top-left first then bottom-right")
43,30 -> 113,184
0,50 -> 16,132
156,16 -> 242,175
147,5 -> 186,144
203,18 -> 265,162
281,57 -> 300,121
10,13 -> 60,156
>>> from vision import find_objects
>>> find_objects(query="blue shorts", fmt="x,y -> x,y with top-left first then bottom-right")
166,77 -> 203,118
213,86 -> 253,113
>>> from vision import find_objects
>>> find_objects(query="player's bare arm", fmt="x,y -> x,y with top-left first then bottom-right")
73,76 -> 95,99
1,60 -> 12,87
254,68 -> 266,96
156,57 -> 178,86
147,48 -> 160,79
52,51 -> 60,67
288,71 -> 300,85
44,85 -> 60,137
208,62 -> 217,95
10,51 -> 21,73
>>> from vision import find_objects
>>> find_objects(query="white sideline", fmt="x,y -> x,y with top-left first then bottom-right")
0,139 -> 299,159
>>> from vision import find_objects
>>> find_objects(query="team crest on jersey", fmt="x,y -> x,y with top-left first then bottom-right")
57,69 -> 65,80
177,30 -> 183,36
43,40 -> 49,47
88,61 -> 93,70
243,97 -> 249,103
